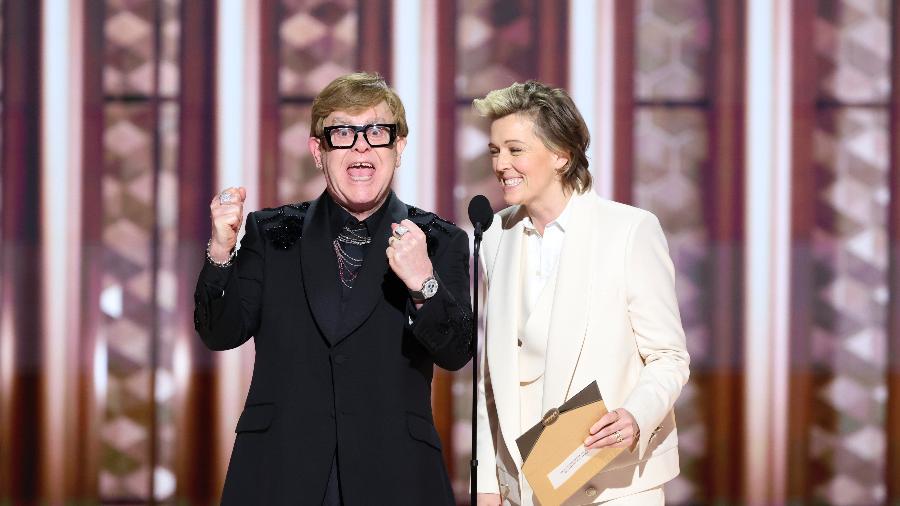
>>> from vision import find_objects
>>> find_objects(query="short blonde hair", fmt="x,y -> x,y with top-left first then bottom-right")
310,72 -> 408,139
473,81 -> 592,193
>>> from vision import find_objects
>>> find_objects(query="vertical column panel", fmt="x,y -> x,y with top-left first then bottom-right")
277,0 -> 358,205
629,0 -> 746,503
887,0 -> 900,502
0,0 -> 42,502
76,0 -> 105,502
258,0 -> 280,208
435,2 -> 459,490
435,0 -> 455,220
786,0 -> 816,501
449,0 -> 569,497
706,1 -> 745,502
215,0 -> 259,490
98,0 -> 182,500
173,0 -> 216,502
454,0 -> 565,221
612,0 -> 634,204
744,0 -> 794,502
42,0 -> 87,501
632,0 -> 711,503
790,1 -> 893,504
358,0 -> 392,79
392,0 -> 435,208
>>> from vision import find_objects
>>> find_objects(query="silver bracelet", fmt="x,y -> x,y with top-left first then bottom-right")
206,239 -> 236,268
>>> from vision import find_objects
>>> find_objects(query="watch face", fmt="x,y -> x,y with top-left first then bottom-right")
422,277 -> 439,298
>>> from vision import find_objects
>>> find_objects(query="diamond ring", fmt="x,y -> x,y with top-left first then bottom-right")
613,430 -> 624,443
219,191 -> 234,204
394,225 -> 409,237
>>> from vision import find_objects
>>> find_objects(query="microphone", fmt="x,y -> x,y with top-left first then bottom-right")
466,194 -> 493,505
467,194 -> 494,239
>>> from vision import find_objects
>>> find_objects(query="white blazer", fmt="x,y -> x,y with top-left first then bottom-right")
476,191 -> 690,505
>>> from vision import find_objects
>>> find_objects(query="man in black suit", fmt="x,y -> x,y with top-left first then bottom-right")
194,72 -> 473,505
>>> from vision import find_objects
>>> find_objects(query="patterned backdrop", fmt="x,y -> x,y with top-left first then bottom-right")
100,0 -> 181,500
278,0 -> 358,205
3,1 -> 898,504
806,0 -> 891,503
633,0 -> 712,503
0,0 -> 6,215
452,0 -> 559,496
455,0 -> 546,222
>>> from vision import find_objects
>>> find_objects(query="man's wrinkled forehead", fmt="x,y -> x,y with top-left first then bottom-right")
324,102 -> 393,126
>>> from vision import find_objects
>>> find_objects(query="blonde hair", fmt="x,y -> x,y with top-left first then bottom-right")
473,81 -> 592,193
310,72 -> 408,139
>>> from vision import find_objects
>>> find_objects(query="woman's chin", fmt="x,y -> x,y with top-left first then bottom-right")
499,187 -> 521,206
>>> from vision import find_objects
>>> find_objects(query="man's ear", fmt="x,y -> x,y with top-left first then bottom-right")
395,136 -> 408,157
308,137 -> 323,168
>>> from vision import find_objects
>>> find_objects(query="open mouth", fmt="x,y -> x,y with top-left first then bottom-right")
348,162 -> 375,182
501,176 -> 523,188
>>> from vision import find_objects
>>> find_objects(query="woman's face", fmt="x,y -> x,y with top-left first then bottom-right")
488,113 -> 568,209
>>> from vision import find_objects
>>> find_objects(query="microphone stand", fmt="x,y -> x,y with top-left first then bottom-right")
471,221 -> 483,506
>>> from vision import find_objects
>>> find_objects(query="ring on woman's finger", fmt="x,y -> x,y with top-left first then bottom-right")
219,191 -> 234,204
614,430 -> 624,443
393,225 -> 409,237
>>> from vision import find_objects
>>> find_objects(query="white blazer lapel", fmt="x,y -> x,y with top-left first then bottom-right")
484,209 -> 528,466
542,192 -> 599,412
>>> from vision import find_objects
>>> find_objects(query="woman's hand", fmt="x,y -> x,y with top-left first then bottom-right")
209,186 -> 246,262
584,408 -> 639,449
477,493 -> 501,506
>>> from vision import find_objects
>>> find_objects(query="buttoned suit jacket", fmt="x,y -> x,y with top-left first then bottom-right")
194,191 -> 473,505
475,191 -> 690,505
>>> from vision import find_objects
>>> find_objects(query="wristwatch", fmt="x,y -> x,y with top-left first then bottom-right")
410,274 -> 439,301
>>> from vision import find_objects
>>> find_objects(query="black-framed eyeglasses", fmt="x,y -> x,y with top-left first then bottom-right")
322,123 -> 397,149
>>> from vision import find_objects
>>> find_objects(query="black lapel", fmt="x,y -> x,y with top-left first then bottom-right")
300,193 -> 341,343
333,193 -> 407,343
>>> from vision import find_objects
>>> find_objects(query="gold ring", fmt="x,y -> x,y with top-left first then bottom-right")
614,430 -> 624,443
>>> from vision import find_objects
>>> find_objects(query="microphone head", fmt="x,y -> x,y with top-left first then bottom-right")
468,194 -> 494,230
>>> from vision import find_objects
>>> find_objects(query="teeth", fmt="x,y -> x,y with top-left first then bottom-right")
348,162 -> 374,182
502,177 -> 523,187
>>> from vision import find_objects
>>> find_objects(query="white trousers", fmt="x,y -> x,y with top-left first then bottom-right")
595,486 -> 664,505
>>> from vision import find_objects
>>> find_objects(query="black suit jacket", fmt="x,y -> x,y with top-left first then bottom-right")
194,192 -> 473,505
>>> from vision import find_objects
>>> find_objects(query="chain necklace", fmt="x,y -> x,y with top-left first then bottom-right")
336,226 -> 371,246
333,222 -> 370,288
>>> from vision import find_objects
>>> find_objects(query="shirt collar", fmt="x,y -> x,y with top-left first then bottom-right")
522,193 -> 575,234
325,191 -> 390,239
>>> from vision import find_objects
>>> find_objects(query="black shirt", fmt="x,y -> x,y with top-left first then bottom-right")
324,192 -> 390,311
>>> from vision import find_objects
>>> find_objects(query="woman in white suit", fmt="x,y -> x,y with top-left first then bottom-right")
474,81 -> 690,506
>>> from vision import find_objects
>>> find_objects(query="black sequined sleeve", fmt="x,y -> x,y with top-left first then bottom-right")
193,211 -> 265,350
407,227 -> 474,371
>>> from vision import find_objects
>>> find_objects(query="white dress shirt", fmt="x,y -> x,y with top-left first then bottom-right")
519,196 -> 574,331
